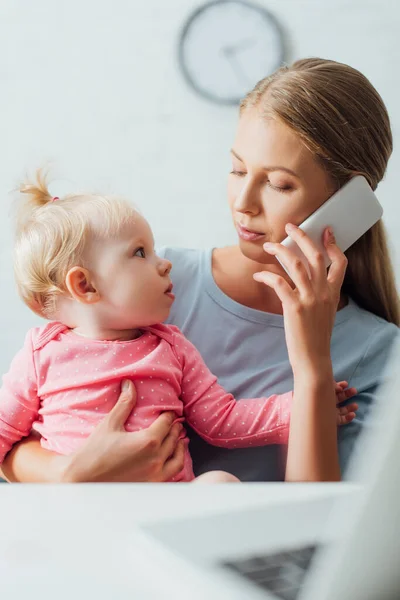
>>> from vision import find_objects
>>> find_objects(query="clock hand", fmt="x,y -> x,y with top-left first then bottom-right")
222,38 -> 256,56
224,52 -> 251,87
221,38 -> 256,87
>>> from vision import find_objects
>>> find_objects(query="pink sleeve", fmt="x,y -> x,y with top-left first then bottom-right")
171,329 -> 293,447
0,330 -> 40,463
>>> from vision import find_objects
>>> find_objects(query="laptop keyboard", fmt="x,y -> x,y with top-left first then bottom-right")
222,544 -> 318,600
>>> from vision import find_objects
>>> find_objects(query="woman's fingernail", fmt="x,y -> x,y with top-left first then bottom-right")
327,227 -> 335,242
285,223 -> 296,233
263,242 -> 274,249
122,379 -> 131,391
253,273 -> 262,281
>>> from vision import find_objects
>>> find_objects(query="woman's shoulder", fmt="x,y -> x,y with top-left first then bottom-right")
341,300 -> 399,386
347,300 -> 399,345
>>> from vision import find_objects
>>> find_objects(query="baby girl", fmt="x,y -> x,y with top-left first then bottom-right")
0,171 -> 357,482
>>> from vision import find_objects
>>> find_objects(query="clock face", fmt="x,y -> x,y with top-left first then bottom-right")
178,0 -> 285,105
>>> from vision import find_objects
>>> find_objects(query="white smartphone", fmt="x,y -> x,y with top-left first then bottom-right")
277,175 -> 383,277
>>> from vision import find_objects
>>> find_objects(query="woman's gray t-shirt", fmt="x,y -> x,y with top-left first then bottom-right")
159,246 -> 399,481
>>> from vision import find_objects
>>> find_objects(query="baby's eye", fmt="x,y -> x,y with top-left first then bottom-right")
134,247 -> 146,258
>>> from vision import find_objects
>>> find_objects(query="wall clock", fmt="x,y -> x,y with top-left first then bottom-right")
178,0 -> 285,105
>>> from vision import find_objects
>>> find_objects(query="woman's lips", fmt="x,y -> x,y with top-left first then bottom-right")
236,222 -> 265,242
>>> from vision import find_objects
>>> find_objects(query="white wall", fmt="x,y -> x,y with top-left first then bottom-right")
0,0 -> 399,373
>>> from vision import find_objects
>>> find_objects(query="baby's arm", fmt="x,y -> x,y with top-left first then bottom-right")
171,329 -> 292,447
0,331 -> 40,463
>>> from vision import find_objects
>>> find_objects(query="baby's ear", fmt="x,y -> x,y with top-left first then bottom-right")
65,267 -> 100,304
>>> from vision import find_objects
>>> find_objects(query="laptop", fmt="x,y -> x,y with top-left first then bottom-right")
140,337 -> 400,600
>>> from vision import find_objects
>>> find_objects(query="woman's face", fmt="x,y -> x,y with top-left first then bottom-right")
228,110 -> 335,264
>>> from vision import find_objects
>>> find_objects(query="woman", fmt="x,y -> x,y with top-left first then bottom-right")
2,58 -> 399,483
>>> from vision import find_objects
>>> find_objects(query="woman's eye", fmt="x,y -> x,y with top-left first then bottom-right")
268,182 -> 292,193
134,247 -> 146,258
230,170 -> 246,177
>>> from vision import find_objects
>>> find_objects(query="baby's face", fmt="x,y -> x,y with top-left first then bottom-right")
87,212 -> 174,329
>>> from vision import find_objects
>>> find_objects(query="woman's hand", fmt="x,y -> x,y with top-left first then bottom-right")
60,379 -> 185,482
254,224 -> 347,379
1,380 -> 185,483
254,224 -> 348,481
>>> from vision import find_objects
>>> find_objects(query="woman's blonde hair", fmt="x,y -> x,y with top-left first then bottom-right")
14,169 -> 136,318
240,58 -> 399,326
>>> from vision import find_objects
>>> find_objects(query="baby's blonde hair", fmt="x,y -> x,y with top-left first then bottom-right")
14,169 -> 136,318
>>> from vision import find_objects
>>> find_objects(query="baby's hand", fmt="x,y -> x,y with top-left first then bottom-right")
335,380 -> 358,426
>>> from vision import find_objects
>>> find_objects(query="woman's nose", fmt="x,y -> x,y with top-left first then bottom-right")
158,258 -> 172,276
234,181 -> 260,215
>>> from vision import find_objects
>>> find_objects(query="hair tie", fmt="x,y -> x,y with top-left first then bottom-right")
51,196 -> 59,202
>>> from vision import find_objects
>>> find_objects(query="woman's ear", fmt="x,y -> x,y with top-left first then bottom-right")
65,267 -> 100,304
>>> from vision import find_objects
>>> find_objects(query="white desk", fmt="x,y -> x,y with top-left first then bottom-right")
0,484 -> 359,599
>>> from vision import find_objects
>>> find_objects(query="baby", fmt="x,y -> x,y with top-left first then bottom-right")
0,171 -> 357,482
